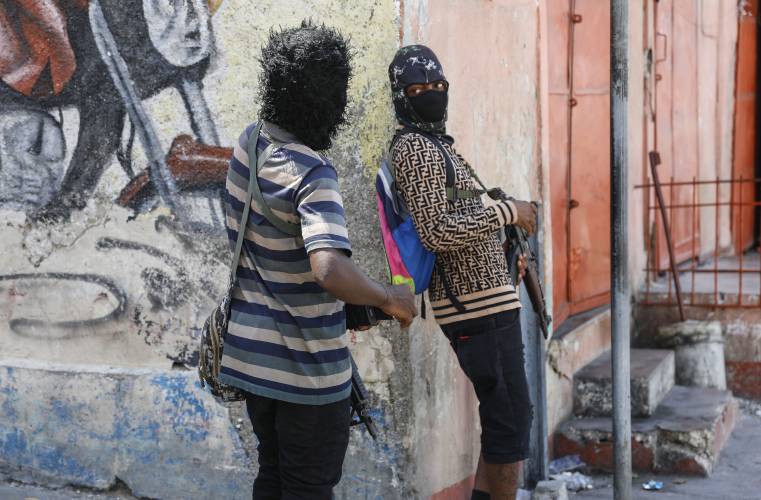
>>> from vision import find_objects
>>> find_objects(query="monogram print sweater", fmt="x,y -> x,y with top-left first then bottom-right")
391,131 -> 521,325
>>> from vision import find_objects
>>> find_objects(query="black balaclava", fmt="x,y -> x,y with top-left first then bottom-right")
258,21 -> 352,151
388,45 -> 448,135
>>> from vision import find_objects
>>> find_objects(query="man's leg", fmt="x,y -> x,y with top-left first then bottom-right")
472,454 -> 491,499
446,310 -> 533,500
484,460 -> 522,499
481,311 -> 532,499
246,394 -> 281,499
275,397 -> 351,500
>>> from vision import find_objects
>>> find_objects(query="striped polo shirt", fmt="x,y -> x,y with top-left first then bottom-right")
220,121 -> 352,405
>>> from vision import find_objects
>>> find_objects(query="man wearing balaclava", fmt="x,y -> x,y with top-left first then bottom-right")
222,23 -> 416,498
388,45 -> 537,500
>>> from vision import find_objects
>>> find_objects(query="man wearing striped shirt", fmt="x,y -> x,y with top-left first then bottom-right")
222,22 -> 415,499
388,45 -> 537,500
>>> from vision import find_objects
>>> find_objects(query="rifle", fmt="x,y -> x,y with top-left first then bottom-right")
486,187 -> 552,339
345,304 -> 391,441
350,356 -> 379,440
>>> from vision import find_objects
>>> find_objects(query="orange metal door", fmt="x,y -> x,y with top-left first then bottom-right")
548,0 -> 611,323
567,0 -> 611,314
732,0 -> 757,252
548,0 -> 572,326
653,0 -> 700,268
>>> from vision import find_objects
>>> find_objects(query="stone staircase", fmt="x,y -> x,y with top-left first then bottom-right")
554,348 -> 739,476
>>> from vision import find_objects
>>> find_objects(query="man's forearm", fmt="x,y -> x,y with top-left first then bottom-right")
309,248 -> 388,307
418,200 -> 515,252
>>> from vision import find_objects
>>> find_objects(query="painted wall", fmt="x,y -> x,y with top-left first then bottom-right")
0,1 -> 408,498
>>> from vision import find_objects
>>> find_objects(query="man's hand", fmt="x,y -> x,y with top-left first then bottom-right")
516,253 -> 528,285
379,285 -> 417,328
512,200 -> 537,235
309,249 -> 417,328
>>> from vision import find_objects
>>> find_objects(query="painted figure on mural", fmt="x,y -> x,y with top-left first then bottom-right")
0,0 -> 221,219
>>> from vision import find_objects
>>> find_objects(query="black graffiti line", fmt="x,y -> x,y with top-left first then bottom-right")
0,272 -> 127,334
94,236 -> 201,306
95,237 -> 188,279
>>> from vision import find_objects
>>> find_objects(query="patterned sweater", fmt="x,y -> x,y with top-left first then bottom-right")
391,132 -> 521,325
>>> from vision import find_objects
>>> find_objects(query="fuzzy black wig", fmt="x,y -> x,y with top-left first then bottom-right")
257,20 -> 353,151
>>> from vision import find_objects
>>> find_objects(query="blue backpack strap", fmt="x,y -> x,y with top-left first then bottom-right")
389,128 -> 467,313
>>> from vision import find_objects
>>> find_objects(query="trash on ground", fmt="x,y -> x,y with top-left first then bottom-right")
642,480 -> 664,491
549,471 -> 594,492
515,488 -> 532,500
549,454 -> 585,475
674,478 -> 687,485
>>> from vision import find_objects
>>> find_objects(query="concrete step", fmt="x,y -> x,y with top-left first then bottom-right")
573,348 -> 674,417
555,385 -> 739,476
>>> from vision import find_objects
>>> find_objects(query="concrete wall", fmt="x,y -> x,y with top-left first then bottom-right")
1,1 -> 408,498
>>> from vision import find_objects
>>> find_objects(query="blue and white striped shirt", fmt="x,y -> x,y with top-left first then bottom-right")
220,121 -> 352,405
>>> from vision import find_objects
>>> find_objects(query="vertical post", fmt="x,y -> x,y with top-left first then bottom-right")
522,208 -> 548,487
611,1 -> 632,499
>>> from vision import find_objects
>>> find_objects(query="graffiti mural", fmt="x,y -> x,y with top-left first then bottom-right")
0,0 -> 234,365
0,0 -> 224,219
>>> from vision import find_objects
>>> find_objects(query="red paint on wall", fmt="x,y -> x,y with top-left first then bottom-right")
0,0 -> 88,96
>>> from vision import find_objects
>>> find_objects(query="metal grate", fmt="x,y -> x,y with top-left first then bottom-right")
636,176 -> 761,309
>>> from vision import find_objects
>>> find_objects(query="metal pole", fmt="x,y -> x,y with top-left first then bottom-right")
611,1 -> 632,499
522,208 -> 548,487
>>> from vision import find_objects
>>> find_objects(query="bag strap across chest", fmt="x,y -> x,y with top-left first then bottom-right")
246,123 -> 302,238
229,121 -> 263,280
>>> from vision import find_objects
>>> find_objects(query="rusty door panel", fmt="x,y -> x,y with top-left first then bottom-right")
652,0 -> 700,269
548,0 -> 572,325
569,0 -> 609,89
569,92 -> 611,313
669,0 -> 700,260
732,0 -> 757,252
653,0 -> 675,269
568,0 -> 611,313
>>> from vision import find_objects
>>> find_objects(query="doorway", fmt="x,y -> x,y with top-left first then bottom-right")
548,0 -> 611,327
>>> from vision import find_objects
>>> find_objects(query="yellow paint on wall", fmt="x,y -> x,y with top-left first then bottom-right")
205,0 -> 399,176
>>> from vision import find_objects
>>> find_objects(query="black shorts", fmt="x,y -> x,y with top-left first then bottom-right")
441,309 -> 533,464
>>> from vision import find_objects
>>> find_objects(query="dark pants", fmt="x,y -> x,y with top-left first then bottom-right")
246,394 -> 351,499
441,309 -> 533,464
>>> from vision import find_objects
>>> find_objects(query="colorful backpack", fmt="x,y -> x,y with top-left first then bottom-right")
375,129 -> 481,309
